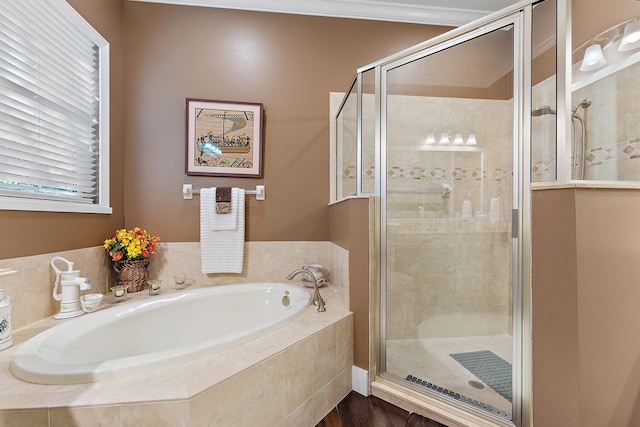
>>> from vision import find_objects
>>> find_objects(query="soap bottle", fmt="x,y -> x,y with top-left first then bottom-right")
0,289 -> 12,351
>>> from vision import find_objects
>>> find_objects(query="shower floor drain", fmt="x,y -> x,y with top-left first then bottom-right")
405,375 -> 512,421
468,380 -> 485,390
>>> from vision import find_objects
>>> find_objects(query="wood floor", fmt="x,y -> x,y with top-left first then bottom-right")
317,391 -> 447,427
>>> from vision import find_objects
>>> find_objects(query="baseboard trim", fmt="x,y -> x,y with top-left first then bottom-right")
352,366 -> 370,396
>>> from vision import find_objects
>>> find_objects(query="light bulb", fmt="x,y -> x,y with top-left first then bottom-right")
466,134 -> 477,145
453,133 -> 464,145
439,133 -> 450,145
425,133 -> 436,144
580,44 -> 606,71
619,21 -> 640,51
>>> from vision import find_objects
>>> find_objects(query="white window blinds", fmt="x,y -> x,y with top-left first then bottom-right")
0,0 -> 110,213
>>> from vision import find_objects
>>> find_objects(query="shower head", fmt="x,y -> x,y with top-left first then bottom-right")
532,106 -> 556,116
575,98 -> 591,109
572,98 -> 591,117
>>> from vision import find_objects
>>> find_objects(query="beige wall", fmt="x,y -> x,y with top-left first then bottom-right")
0,0 -> 444,383
531,188 -> 580,427
532,187 -> 640,427
0,1 -> 447,259
573,0 -> 640,47
0,0 -> 125,260
123,2 -> 448,243
329,197 -> 370,369
575,188 -> 640,427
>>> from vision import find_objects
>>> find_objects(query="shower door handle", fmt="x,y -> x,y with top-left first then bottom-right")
511,209 -> 519,238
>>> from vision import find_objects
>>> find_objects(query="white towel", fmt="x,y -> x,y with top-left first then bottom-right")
210,188 -> 238,231
200,187 -> 245,273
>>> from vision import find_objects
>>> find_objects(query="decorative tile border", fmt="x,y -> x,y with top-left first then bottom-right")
585,139 -> 640,166
532,159 -> 556,182
342,166 -> 512,181
531,139 -> 640,181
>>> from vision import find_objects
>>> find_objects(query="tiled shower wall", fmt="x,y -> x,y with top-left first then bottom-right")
336,91 -> 358,200
343,95 -> 514,220
531,74 -> 557,182
386,223 -> 512,340
532,60 -> 640,182
573,60 -> 640,181
334,91 -> 514,340
382,95 -> 513,340
0,241 -> 348,331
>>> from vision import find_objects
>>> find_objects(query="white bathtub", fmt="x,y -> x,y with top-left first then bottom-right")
10,282 -> 310,385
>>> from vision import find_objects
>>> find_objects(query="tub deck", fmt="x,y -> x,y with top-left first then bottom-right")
0,285 -> 353,427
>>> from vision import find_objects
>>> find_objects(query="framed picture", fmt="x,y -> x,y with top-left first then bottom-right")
185,98 -> 264,177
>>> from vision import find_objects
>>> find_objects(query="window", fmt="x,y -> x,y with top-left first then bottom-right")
0,0 -> 111,213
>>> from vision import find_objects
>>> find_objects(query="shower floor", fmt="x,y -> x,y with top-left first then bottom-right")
386,334 -> 512,415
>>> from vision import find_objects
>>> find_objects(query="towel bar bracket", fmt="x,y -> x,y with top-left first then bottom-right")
183,184 -> 194,199
182,184 -> 265,201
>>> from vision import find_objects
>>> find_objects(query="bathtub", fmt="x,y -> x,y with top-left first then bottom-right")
10,282 -> 310,385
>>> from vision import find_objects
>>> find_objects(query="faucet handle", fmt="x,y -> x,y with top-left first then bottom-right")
300,273 -> 314,283
302,264 -> 329,284
302,263 -> 322,269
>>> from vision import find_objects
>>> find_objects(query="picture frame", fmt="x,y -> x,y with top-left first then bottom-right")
185,98 -> 264,177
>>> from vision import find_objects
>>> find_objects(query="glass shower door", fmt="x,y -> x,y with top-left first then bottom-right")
381,21 -> 517,423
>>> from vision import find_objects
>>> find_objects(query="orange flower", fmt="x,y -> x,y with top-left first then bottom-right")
103,227 -> 160,266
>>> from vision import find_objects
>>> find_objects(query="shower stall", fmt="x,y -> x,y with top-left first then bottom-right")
332,1 -> 558,425
330,0 -> 640,424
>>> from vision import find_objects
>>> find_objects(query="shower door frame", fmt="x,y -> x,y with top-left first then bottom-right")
374,6 -> 533,427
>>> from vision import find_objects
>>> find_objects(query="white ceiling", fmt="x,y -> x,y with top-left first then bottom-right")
130,0 -> 520,27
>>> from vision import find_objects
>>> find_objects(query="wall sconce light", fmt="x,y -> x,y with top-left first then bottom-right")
580,44 -> 606,71
619,20 -> 640,51
425,132 -> 478,146
575,17 -> 640,75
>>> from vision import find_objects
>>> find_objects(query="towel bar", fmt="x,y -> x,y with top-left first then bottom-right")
182,184 -> 265,201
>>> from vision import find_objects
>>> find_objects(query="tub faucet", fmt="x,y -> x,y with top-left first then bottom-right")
285,267 -> 326,312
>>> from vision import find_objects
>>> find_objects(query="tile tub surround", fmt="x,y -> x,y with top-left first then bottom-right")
0,246 -> 112,331
0,287 -> 354,427
0,241 -> 348,332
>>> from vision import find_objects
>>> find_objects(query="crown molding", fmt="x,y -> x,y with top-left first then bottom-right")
128,0 -> 495,27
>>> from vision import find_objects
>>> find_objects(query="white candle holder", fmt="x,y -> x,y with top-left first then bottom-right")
148,279 -> 162,296
111,285 -> 128,302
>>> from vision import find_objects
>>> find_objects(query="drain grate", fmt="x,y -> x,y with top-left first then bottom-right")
468,380 -> 485,390
405,375 -> 512,421
450,350 -> 512,403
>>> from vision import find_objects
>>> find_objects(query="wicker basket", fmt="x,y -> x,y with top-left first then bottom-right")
113,259 -> 149,293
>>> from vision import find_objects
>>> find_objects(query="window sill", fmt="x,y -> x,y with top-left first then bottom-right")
0,197 -> 112,214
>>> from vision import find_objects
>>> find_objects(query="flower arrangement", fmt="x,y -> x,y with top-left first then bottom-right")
103,227 -> 160,267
